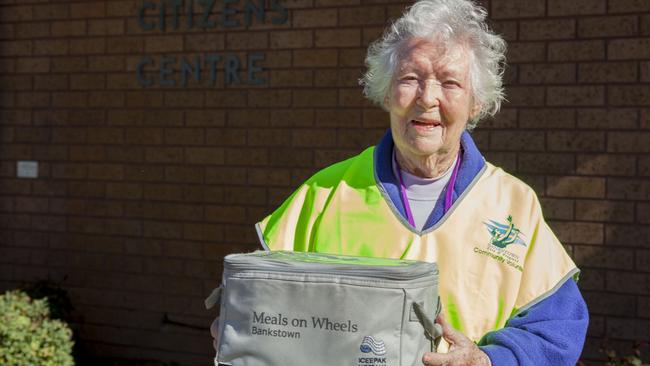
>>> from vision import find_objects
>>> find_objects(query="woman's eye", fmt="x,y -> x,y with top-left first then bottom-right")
443,80 -> 461,88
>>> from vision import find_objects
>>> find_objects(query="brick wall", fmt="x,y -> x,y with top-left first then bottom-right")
0,0 -> 648,364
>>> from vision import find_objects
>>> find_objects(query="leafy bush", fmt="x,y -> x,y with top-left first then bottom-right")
0,290 -> 74,366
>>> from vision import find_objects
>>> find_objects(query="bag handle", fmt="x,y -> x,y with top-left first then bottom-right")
204,286 -> 223,310
412,298 -> 443,352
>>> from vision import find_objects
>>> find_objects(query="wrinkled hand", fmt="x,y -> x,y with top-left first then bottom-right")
422,316 -> 490,366
210,316 -> 220,353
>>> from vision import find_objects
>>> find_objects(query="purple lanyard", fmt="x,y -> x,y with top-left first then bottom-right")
395,153 -> 462,227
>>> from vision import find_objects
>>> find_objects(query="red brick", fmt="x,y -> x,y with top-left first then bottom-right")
339,7 -> 385,26
14,197 -> 48,213
270,109 -> 314,127
205,91 -> 247,108
184,34 -> 224,52
519,63 -> 576,84
608,0 -> 650,13
547,176 -> 605,198
549,0 -> 605,15
143,220 -> 183,240
32,3 -> 69,20
164,166 -> 204,183
577,108 -> 638,129
1,75 -> 32,90
293,9 -> 337,28
578,16 -> 638,38
70,74 -> 106,90
0,6 -> 32,22
607,132 -> 650,152
268,147 -> 312,167
293,49 -> 338,67
88,164 -> 124,181
337,128 -> 385,149
489,20 -> 517,42
293,90 -> 337,107
106,182 -> 142,200
549,40 -> 605,61
518,153 -> 575,174
547,86 -> 605,106
14,127 -> 50,143
88,19 -> 125,36
205,205 -> 246,224
291,129 -> 336,148
576,200 -> 635,223
226,32 -> 268,50
144,147 -> 183,163
51,20 -> 86,37
264,50 -> 292,68
71,2 -> 106,18
15,92 -> 49,108
547,131 -> 604,152
125,91 -> 163,108
489,131 -> 545,151
164,92 -> 204,108
315,29 -> 360,47
270,30 -> 313,49
106,37 -> 144,54
34,40 -> 71,57
14,22 -> 49,39
87,127 -> 124,145
107,1 -> 138,17
270,69 -> 313,87
539,198 -> 574,220
1,40 -> 33,56
339,88 -> 371,107
70,146 -> 106,162
575,246 -> 633,269
583,292 -> 636,317
248,90 -> 291,108
502,86 -> 544,106
609,38 -> 650,60
577,154 -> 636,176
607,178 -> 650,200
606,271 -> 648,295
578,61 -> 637,83
225,147 -> 268,166
519,108 -> 576,129
606,224 -> 650,248
609,85 -> 650,106
15,57 -> 50,74
642,157 -> 650,176
490,0 -> 545,19
184,147 -> 225,165
51,56 -> 86,72
519,19 -> 576,41
315,0 -> 358,6
340,48 -> 365,67
0,59 -> 15,73
246,128 -> 289,147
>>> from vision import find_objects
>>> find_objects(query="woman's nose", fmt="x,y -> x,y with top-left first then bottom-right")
416,80 -> 441,109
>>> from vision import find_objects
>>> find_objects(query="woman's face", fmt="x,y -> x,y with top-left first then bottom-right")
386,38 -> 479,159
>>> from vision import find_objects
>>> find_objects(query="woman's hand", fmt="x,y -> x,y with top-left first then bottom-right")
422,316 -> 491,366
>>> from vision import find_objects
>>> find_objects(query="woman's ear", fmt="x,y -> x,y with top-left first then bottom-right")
469,102 -> 481,120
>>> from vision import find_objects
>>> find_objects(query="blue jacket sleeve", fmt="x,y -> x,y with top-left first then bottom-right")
478,279 -> 589,366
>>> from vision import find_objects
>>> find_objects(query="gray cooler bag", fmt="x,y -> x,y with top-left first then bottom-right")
206,251 -> 442,366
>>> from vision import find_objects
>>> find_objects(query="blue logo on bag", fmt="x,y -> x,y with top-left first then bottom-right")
360,336 -> 386,356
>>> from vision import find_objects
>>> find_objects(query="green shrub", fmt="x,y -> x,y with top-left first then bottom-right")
0,290 -> 75,366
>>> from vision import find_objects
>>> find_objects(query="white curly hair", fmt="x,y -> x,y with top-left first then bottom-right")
360,0 -> 507,129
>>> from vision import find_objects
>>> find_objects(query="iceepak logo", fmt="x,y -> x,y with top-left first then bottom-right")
360,336 -> 386,356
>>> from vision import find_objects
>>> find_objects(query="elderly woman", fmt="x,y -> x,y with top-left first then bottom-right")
214,0 -> 589,364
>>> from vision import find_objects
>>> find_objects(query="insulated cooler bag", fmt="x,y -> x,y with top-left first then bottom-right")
206,251 -> 442,366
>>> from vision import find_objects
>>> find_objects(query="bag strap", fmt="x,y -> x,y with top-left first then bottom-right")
412,298 -> 443,352
204,286 -> 223,310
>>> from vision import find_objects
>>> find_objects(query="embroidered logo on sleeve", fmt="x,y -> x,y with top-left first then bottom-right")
473,215 -> 527,272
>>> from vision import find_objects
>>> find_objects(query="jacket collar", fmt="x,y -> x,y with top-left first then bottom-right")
374,129 -> 486,231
